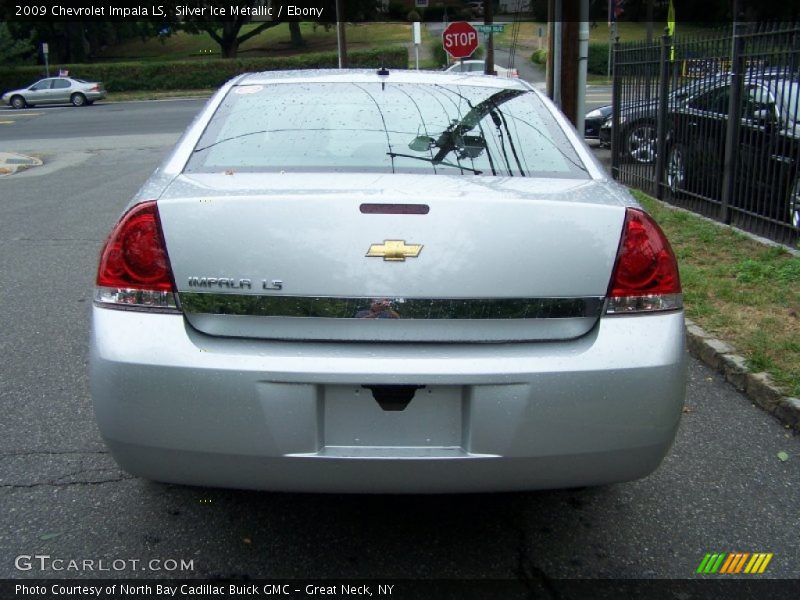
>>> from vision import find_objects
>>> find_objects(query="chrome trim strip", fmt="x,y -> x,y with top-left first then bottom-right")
178,293 -> 605,320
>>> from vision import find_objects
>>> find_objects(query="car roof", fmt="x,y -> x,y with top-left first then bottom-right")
237,69 -> 529,91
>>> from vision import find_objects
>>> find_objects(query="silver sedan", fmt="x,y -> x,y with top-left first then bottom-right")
90,70 -> 686,493
2,76 -> 105,108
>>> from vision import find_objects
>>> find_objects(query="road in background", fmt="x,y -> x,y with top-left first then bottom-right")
1,100 -> 797,581
0,99 -> 203,140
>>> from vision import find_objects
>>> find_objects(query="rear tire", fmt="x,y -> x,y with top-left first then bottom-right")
789,176 -> 800,230
70,93 -> 87,107
10,95 -> 26,109
624,121 -> 657,164
665,143 -> 687,200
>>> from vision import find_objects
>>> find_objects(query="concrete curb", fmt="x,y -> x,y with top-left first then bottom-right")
685,318 -> 800,430
0,152 -> 42,176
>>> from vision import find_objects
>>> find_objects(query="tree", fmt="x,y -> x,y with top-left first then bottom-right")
0,22 -> 34,64
176,0 -> 381,59
3,21 -> 172,64
174,1 -> 288,58
289,22 -> 305,47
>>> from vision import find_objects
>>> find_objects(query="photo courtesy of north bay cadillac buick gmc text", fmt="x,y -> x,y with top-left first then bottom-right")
90,69 -> 686,493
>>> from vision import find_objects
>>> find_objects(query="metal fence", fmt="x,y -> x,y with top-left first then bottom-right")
611,23 -> 800,245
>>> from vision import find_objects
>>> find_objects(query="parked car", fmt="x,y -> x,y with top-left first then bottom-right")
584,104 -> 613,141
445,60 -> 519,78
595,76 -> 725,162
91,69 -> 686,493
664,76 -> 800,228
1,76 -> 105,108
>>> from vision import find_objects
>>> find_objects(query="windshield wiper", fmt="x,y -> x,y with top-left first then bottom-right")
387,152 -> 483,174
430,88 -> 525,166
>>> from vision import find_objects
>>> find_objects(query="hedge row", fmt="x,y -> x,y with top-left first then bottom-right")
0,47 -> 408,93
530,43 -> 611,76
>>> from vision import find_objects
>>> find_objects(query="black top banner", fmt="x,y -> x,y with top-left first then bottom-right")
1,1 -> 339,22
0,0 -> 798,23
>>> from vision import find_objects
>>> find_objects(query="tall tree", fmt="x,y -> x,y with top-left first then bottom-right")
0,22 -> 34,64
4,21 -> 172,64
176,0 -> 381,59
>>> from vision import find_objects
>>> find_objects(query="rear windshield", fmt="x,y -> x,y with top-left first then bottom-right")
185,81 -> 588,178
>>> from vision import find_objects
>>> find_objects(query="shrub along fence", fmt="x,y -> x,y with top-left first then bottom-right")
0,46 -> 408,93
531,42 -> 609,75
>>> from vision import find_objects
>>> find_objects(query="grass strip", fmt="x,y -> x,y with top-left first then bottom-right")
633,189 -> 800,397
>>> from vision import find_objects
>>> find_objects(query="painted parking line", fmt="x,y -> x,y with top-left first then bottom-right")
0,120 -> 15,125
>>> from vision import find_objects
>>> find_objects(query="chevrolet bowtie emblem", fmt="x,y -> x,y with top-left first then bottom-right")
366,240 -> 423,261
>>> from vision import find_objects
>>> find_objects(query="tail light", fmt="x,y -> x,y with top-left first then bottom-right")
605,207 -> 682,314
89,84 -> 99,91
511,69 -> 519,78
95,201 -> 178,311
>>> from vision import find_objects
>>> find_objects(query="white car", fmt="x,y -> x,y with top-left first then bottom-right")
445,60 -> 519,78
91,70 -> 686,493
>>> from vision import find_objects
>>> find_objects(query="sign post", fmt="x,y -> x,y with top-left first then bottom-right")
442,21 -> 479,62
413,22 -> 421,70
42,42 -> 49,77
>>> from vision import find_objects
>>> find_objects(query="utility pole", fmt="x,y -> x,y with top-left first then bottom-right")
336,0 -> 347,68
484,0 -> 495,75
559,1 -> 579,126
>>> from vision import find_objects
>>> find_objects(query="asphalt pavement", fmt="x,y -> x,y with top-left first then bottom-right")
0,99 -> 798,584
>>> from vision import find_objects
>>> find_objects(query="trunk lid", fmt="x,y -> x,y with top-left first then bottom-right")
157,173 -> 626,342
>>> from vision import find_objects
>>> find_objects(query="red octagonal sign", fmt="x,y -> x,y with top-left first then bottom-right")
442,21 -> 479,59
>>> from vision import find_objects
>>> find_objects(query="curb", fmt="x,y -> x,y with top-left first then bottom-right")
0,152 -> 42,176
685,318 -> 800,430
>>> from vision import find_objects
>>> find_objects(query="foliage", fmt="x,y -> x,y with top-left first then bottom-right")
0,22 -> 35,65
530,48 -> 546,65
632,190 -> 800,397
430,41 -> 485,69
0,47 -> 408,93
528,44 -> 610,75
174,1 -> 381,58
3,21 -> 172,64
587,42 -> 610,75
385,1 -> 407,20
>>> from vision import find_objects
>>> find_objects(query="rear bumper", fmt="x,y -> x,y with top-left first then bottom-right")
87,90 -> 106,101
90,307 -> 687,493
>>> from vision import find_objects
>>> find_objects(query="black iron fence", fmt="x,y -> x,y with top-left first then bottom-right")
611,23 -> 800,245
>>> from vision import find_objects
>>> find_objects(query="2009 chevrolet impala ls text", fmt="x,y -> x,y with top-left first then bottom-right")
90,70 -> 686,493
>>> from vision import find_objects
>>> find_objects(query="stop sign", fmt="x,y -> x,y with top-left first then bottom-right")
442,21 -> 479,60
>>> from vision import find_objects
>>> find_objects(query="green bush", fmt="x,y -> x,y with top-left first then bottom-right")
0,47 -> 408,93
528,44 -> 610,75
430,40 -> 485,69
588,42 -> 610,75
531,48 -> 547,65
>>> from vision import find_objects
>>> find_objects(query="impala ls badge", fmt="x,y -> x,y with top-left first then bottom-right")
366,240 -> 423,262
